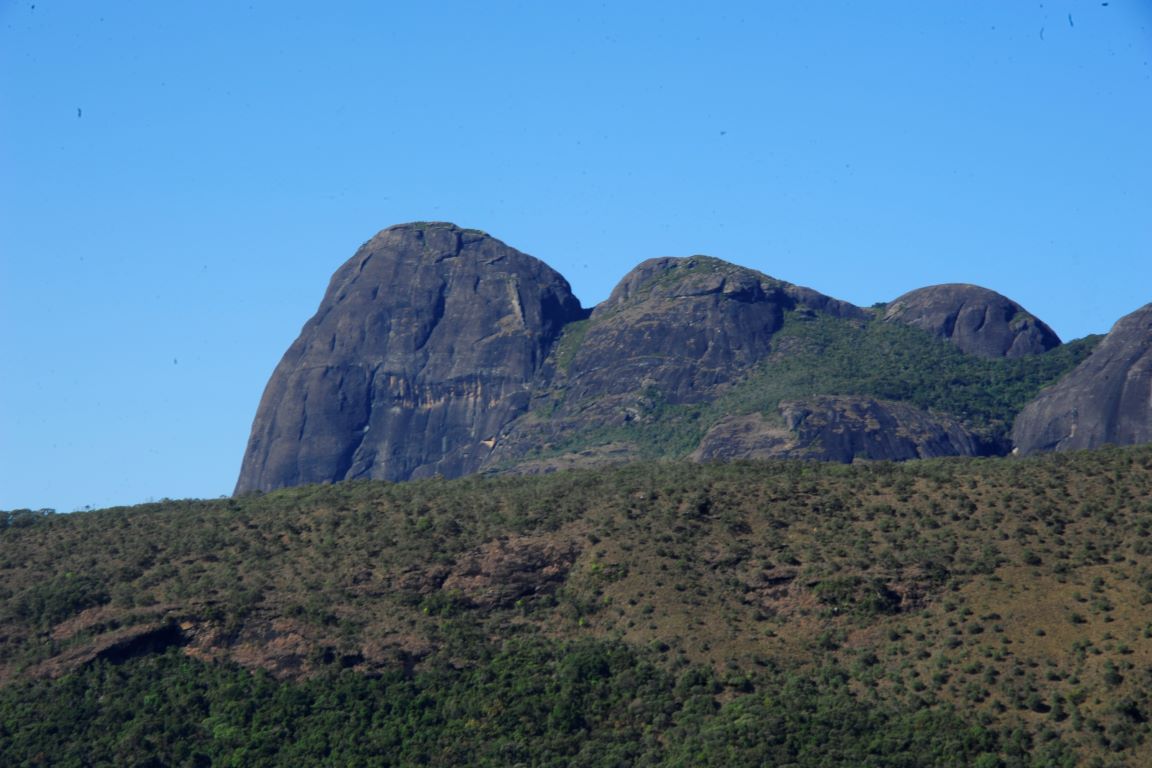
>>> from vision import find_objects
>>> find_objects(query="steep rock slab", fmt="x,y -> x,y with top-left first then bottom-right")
691,396 -> 982,463
235,223 -> 585,493
1012,303 -> 1152,454
884,284 -> 1060,358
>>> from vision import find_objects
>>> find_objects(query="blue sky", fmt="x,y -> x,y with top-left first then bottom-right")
2,1 -> 1150,512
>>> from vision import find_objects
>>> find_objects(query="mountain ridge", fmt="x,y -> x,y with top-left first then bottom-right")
236,222 -> 1145,493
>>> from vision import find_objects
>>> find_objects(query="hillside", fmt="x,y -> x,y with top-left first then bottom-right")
4,447 -> 1152,765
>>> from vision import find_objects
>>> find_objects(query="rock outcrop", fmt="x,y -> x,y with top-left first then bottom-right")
237,223 -> 1105,493
482,256 -> 870,469
690,396 -> 982,463
439,536 -> 580,609
1011,303 -> 1152,455
235,223 -> 585,494
561,256 -> 868,405
884,284 -> 1061,358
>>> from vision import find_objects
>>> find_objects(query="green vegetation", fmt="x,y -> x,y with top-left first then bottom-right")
3,446 -> 1152,764
0,642 -> 1012,767
551,317 -> 592,374
740,313 -> 1100,445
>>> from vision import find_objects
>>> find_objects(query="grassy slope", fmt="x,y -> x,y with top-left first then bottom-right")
2,447 -> 1152,764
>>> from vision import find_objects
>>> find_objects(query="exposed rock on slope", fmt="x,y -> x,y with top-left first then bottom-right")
884,284 -> 1061,358
482,257 -> 869,469
438,536 -> 580,609
1011,303 -> 1152,454
235,223 -> 585,493
690,396 -> 982,463
561,257 -> 867,405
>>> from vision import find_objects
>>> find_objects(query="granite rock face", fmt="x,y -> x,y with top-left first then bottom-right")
690,396 -> 982,463
884,284 -> 1061,358
234,223 -> 585,493
1011,303 -> 1152,455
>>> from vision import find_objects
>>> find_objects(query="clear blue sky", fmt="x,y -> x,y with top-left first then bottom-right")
2,1 -> 1150,512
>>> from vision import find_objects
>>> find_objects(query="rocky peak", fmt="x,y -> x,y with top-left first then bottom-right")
563,257 -> 865,404
234,223 -> 586,493
883,284 -> 1061,358
594,256 -> 773,311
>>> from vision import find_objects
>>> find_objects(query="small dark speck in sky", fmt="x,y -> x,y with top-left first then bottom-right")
77,108 -> 82,118
173,358 -> 179,365
1068,13 -> 1075,27
720,130 -> 727,136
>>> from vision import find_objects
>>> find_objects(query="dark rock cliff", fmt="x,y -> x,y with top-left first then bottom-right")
234,223 -> 585,493
1011,303 -> 1152,455
884,284 -> 1061,358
